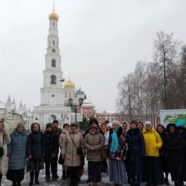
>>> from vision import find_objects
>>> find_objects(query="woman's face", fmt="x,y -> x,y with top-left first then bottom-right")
90,126 -> 97,134
112,123 -> 119,130
32,124 -> 39,132
137,123 -> 143,131
169,126 -> 175,133
70,125 -> 77,132
145,124 -> 152,131
157,126 -> 164,134
100,124 -> 106,131
0,122 -> 4,131
130,123 -> 137,129
17,126 -> 24,133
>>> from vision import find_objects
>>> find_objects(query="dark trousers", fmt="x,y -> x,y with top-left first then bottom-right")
30,170 -> 39,184
51,153 -> 58,177
45,162 -> 51,177
88,161 -> 102,183
129,158 -> 143,186
68,166 -> 81,186
144,156 -> 164,186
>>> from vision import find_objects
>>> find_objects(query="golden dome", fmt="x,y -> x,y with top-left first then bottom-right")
64,80 -> 75,89
49,11 -> 59,21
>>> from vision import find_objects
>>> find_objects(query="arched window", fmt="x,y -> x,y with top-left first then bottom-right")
51,59 -> 56,67
51,75 -> 56,84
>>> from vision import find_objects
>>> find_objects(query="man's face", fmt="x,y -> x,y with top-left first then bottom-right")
52,123 -> 58,129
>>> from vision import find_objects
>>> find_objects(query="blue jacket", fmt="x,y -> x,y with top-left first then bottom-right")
8,131 -> 28,170
27,132 -> 45,159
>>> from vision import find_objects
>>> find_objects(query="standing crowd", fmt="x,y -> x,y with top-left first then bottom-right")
0,117 -> 185,186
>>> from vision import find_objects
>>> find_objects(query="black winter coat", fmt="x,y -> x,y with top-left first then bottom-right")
27,132 -> 45,160
166,132 -> 184,178
52,128 -> 62,152
44,131 -> 56,162
158,132 -> 169,172
126,128 -> 145,160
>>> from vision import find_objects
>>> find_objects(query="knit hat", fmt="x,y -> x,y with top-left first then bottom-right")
46,123 -> 52,129
144,121 -> 152,126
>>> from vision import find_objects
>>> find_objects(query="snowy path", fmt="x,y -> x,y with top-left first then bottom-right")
1,161 -> 177,186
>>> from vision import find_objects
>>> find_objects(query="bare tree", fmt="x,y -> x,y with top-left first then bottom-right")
117,73 -> 135,121
153,31 -> 181,109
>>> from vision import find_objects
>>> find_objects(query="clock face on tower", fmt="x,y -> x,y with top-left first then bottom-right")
52,49 -> 56,53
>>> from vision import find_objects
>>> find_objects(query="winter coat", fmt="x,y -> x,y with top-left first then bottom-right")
143,127 -> 162,157
61,129 -> 83,167
0,130 -> 11,175
59,129 -> 68,149
52,128 -> 62,152
158,132 -> 169,172
108,127 -> 128,161
83,130 -> 104,162
166,132 -> 184,179
44,131 -> 56,162
27,131 -> 45,160
126,128 -> 145,160
8,130 -> 28,170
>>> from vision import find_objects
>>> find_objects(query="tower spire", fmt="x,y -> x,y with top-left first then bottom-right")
53,2 -> 55,13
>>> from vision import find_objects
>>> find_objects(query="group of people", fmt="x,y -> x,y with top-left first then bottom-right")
0,117 -> 185,186
0,119 -> 62,186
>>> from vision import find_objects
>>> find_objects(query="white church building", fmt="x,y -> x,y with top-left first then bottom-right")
32,10 -> 86,128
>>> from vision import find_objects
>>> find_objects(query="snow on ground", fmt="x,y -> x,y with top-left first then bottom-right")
1,162 -> 181,186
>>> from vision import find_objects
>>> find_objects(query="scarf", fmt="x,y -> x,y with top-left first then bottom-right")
111,129 -> 119,152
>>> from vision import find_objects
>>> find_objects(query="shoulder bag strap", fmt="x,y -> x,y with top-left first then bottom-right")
69,133 -> 78,150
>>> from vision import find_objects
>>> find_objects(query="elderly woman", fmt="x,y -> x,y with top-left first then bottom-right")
7,123 -> 28,186
143,121 -> 164,186
108,121 -> 128,186
61,123 -> 84,186
84,121 -> 105,186
0,119 -> 11,185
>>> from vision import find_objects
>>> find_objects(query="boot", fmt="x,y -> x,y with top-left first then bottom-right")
35,171 -> 40,184
29,171 -> 34,185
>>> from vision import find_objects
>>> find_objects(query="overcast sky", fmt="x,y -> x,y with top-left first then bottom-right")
0,0 -> 186,112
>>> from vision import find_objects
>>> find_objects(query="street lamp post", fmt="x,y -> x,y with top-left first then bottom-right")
68,97 -> 85,123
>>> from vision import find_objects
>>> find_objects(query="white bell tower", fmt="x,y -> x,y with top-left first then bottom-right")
40,9 -> 64,106
33,9 -> 71,127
